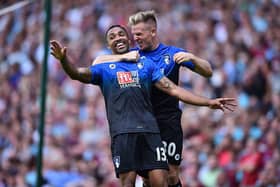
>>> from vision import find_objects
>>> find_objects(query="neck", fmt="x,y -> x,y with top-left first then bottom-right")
150,37 -> 160,50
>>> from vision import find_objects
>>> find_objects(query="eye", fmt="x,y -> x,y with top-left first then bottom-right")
119,31 -> 126,36
109,34 -> 115,40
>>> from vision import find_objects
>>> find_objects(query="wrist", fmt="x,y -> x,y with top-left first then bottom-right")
60,55 -> 66,63
120,54 -> 128,61
206,99 -> 212,107
189,54 -> 195,62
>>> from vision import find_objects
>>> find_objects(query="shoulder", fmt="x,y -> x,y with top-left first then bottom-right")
160,43 -> 186,54
137,56 -> 155,68
169,45 -> 186,53
90,63 -> 112,71
140,56 -> 153,64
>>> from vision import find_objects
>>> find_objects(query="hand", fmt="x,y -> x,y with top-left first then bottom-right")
208,98 -> 237,112
173,52 -> 194,64
122,50 -> 140,62
50,40 -> 67,61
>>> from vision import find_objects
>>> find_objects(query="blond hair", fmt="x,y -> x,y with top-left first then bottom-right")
128,10 -> 157,27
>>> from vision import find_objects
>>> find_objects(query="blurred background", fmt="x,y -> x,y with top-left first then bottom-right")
0,0 -> 279,186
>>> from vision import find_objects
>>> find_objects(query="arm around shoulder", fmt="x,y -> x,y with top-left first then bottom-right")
92,51 -> 139,65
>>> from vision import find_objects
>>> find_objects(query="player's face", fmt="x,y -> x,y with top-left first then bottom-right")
106,27 -> 130,54
131,22 -> 154,51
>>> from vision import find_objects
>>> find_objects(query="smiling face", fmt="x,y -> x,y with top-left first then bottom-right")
131,22 -> 155,51
128,10 -> 158,51
106,26 -> 130,54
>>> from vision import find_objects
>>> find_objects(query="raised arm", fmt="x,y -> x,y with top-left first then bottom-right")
50,40 -> 92,83
174,52 -> 213,77
92,51 -> 139,65
155,76 -> 236,112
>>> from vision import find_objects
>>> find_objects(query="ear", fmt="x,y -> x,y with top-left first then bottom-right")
151,28 -> 156,37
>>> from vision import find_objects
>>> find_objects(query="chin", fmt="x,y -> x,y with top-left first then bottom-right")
139,45 -> 145,50
117,48 -> 128,54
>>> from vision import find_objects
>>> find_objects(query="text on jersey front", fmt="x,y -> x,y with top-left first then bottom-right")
117,71 -> 141,88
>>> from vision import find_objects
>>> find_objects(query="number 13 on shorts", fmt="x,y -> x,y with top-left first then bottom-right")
156,146 -> 167,161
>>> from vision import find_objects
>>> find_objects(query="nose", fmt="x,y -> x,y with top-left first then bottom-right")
133,35 -> 139,41
114,36 -> 123,44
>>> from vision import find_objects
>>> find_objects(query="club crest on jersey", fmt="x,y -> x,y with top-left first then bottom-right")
137,61 -> 144,69
109,64 -> 116,69
113,156 -> 120,168
117,71 -> 141,88
163,54 -> 170,64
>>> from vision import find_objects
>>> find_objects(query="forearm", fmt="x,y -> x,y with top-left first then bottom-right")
173,86 -> 211,106
191,55 -> 212,77
92,54 -> 125,65
60,56 -> 80,80
156,77 -> 211,107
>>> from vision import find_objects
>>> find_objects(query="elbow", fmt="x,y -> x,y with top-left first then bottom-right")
169,88 -> 180,98
203,63 -> 213,78
205,68 -> 213,78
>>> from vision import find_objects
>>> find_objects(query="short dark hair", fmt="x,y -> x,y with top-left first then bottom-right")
105,24 -> 128,40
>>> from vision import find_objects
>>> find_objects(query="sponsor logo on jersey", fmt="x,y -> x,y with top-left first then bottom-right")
163,54 -> 170,64
117,71 -> 141,88
113,156 -> 120,168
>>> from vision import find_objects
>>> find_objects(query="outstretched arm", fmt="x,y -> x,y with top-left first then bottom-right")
92,51 -> 139,65
174,52 -> 213,77
155,76 -> 236,112
50,40 -> 92,83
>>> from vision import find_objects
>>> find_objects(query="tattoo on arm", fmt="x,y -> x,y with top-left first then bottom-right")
158,77 -> 175,90
162,79 -> 171,89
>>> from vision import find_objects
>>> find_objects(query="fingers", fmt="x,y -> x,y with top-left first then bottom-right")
220,102 -> 237,112
223,104 -> 235,112
50,40 -> 60,48
212,98 -> 237,112
174,55 -> 184,64
49,40 -> 67,60
219,98 -> 238,106
50,40 -> 63,51
136,52 -> 140,61
62,47 -> 67,55
219,98 -> 235,101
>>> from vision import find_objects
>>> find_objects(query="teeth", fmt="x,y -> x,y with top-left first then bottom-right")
116,42 -> 124,47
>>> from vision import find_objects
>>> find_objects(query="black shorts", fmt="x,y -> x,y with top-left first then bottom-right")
111,133 -> 169,178
158,118 -> 183,166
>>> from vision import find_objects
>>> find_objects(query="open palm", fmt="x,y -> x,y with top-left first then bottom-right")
209,98 -> 237,112
50,40 -> 67,61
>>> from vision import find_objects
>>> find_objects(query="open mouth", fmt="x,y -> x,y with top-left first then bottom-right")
136,40 -> 144,48
115,41 -> 126,50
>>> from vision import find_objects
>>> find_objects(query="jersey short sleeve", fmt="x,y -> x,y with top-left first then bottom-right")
89,65 -> 102,85
148,58 -> 164,83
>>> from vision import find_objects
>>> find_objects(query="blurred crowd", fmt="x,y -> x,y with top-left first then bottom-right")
0,0 -> 279,186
